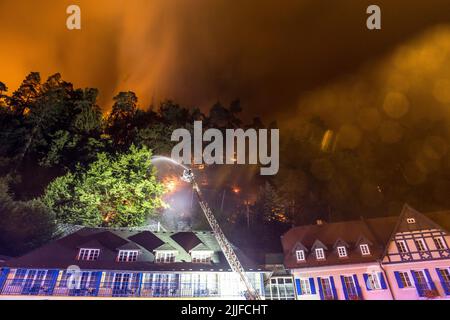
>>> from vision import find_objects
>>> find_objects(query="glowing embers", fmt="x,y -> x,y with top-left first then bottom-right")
163,175 -> 181,194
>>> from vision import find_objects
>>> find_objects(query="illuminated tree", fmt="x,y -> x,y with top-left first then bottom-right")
43,145 -> 165,227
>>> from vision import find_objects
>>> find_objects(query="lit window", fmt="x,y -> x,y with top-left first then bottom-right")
299,278 -> 312,295
78,248 -> 100,261
396,240 -> 408,253
434,237 -> 447,250
337,246 -> 347,258
320,278 -> 335,300
412,270 -> 431,290
296,250 -> 305,262
315,248 -> 325,260
155,251 -> 176,263
437,268 -> 450,284
414,239 -> 427,252
360,244 -> 371,256
342,276 -> 359,300
367,273 -> 382,290
397,271 -> 413,288
191,251 -> 212,264
407,218 -> 416,224
268,277 -> 296,300
117,250 -> 139,262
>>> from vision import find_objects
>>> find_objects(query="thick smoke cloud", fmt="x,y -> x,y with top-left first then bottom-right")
1,0 -> 450,121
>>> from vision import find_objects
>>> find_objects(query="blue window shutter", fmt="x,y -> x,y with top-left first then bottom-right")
136,273 -> 143,296
411,270 -> 425,297
379,272 -> 388,290
436,268 -> 450,295
353,274 -> 363,299
47,270 -> 60,295
132,273 -> 142,295
424,269 -> 437,291
330,276 -> 338,300
0,268 -> 10,293
93,272 -> 102,296
363,273 -> 371,291
394,272 -> 404,289
309,278 -> 316,294
295,279 -> 302,296
340,276 -> 349,300
317,277 -> 324,300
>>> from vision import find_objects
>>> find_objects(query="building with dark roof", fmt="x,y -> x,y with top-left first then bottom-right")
0,228 -> 268,299
279,204 -> 450,300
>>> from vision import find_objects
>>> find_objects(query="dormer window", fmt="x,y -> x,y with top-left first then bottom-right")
315,248 -> 325,260
78,248 -> 100,261
117,250 -> 139,262
296,250 -> 305,262
155,251 -> 176,263
407,218 -> 416,224
191,251 -> 212,264
337,246 -> 347,258
360,244 -> 371,256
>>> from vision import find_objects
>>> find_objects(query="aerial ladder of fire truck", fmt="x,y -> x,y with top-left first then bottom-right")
181,169 -> 262,301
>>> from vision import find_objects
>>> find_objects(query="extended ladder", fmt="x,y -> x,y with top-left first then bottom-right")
182,170 -> 261,300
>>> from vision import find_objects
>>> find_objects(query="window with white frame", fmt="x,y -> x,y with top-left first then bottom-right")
360,244 -> 371,256
414,239 -> 427,252
117,250 -> 139,262
396,240 -> 408,253
366,273 -> 382,290
337,246 -> 347,258
267,277 -> 295,300
315,248 -> 325,260
296,250 -> 305,262
407,218 -> 416,224
155,251 -> 176,263
397,271 -> 413,288
434,237 -> 447,250
299,278 -> 312,295
191,251 -> 212,263
78,248 -> 100,261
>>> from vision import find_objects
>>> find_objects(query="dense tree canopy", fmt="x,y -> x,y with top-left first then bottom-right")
0,178 -> 55,256
43,145 -> 165,227
0,71 -> 449,255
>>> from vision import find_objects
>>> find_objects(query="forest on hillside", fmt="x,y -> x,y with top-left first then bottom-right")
0,72 -> 449,256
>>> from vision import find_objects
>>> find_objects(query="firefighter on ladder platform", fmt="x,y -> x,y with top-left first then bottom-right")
181,169 -> 261,300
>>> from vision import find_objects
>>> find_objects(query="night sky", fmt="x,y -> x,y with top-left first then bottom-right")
1,0 -> 450,125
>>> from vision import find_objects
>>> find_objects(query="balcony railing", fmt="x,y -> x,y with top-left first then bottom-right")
1,279 -> 226,298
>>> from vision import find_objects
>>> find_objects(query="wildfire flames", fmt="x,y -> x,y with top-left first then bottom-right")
163,175 -> 180,194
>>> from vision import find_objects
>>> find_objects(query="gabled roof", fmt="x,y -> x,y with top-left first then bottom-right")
282,218 -> 385,268
154,243 -> 178,252
116,242 -> 141,251
191,243 -> 213,252
394,204 -> 444,233
291,241 -> 308,254
3,227 -> 262,272
333,238 -> 349,249
311,239 -> 328,251
282,204 -> 450,269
